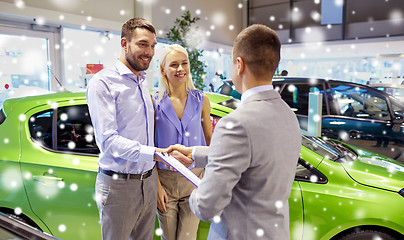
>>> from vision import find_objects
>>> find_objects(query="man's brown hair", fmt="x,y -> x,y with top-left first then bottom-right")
121,18 -> 156,41
233,24 -> 281,77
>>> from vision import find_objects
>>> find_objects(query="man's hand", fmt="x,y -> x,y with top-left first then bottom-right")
170,150 -> 194,168
154,147 -> 168,162
167,144 -> 194,160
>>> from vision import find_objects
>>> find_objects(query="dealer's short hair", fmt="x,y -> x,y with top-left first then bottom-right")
121,18 -> 156,41
233,24 -> 281,77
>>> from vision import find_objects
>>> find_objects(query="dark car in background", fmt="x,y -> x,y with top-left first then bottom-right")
272,77 -> 404,163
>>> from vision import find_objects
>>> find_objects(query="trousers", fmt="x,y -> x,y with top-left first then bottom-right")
95,168 -> 157,240
157,168 -> 204,240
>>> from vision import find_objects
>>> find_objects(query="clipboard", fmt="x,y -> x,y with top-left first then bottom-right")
154,152 -> 201,187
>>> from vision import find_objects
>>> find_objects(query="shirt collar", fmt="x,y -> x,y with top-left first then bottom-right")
115,60 -> 147,83
241,85 -> 274,104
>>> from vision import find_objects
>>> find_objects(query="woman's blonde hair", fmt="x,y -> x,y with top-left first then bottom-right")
157,44 -> 195,104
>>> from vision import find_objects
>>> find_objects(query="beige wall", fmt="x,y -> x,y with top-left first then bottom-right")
0,0 -> 245,50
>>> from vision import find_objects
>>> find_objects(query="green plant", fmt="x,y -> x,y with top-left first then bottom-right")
166,10 -> 207,90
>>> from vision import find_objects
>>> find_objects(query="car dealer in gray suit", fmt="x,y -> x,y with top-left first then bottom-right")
169,24 -> 301,240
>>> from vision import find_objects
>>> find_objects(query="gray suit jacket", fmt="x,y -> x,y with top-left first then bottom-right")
189,90 -> 301,240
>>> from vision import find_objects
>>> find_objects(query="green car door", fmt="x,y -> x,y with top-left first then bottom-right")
19,100 -> 101,239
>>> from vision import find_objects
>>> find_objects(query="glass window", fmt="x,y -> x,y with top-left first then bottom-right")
302,135 -> 357,162
62,28 -> 121,92
0,33 -> 50,107
249,1 -> 291,31
279,83 -> 326,116
302,135 -> 339,160
56,105 -> 99,154
29,105 -> 99,154
390,97 -> 404,115
295,159 -> 327,184
321,0 -> 343,25
29,110 -> 54,149
331,84 -> 390,121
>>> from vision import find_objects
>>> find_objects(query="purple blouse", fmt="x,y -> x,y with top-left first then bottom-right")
153,89 -> 207,170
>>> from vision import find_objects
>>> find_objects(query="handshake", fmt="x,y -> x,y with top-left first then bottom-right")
155,144 -> 195,168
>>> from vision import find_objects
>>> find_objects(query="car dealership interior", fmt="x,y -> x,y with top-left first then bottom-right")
1,0 -> 404,240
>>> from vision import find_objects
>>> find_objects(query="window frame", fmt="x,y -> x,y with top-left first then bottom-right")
294,158 -> 328,184
328,82 -> 393,122
28,104 -> 99,157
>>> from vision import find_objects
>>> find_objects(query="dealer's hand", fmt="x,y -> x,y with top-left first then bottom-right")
167,144 -> 194,160
170,150 -> 194,168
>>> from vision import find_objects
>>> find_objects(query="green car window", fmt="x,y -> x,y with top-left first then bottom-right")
29,105 -> 99,155
29,110 -> 53,149
56,105 -> 99,154
295,159 -> 327,184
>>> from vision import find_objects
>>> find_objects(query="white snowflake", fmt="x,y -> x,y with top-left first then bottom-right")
389,9 -> 403,25
275,200 -> 283,209
310,175 -> 318,183
58,224 -> 66,232
18,114 -> 26,121
72,158 -> 80,165
85,125 -> 94,134
85,134 -> 93,142
288,85 -> 296,92
51,102 -> 58,109
2,168 -> 23,191
213,215 -> 221,223
68,141 -> 76,149
57,181 -> 65,189
15,0 -> 25,9
225,121 -> 234,130
14,207 -> 22,215
256,228 -> 264,237
339,131 -> 349,141
155,228 -> 163,236
36,181 -> 58,199
70,183 -> 78,191
23,171 -> 32,180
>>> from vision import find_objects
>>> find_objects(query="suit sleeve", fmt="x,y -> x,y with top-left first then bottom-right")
189,115 -> 250,221
193,146 -> 209,168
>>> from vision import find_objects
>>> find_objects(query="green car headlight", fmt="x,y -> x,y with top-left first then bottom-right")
399,188 -> 404,198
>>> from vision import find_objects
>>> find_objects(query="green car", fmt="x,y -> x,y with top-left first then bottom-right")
0,92 -> 403,240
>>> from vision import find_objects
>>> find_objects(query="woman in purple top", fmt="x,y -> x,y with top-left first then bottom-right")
153,44 -> 212,240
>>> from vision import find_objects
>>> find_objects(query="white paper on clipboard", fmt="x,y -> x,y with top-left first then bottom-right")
155,152 -> 201,188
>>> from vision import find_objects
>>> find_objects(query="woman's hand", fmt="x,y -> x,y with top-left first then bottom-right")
157,181 -> 168,213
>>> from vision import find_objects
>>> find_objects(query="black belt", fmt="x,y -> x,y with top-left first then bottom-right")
99,168 -> 153,180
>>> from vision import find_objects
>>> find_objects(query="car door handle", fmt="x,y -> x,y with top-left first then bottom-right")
33,176 -> 64,182
32,173 -> 64,186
